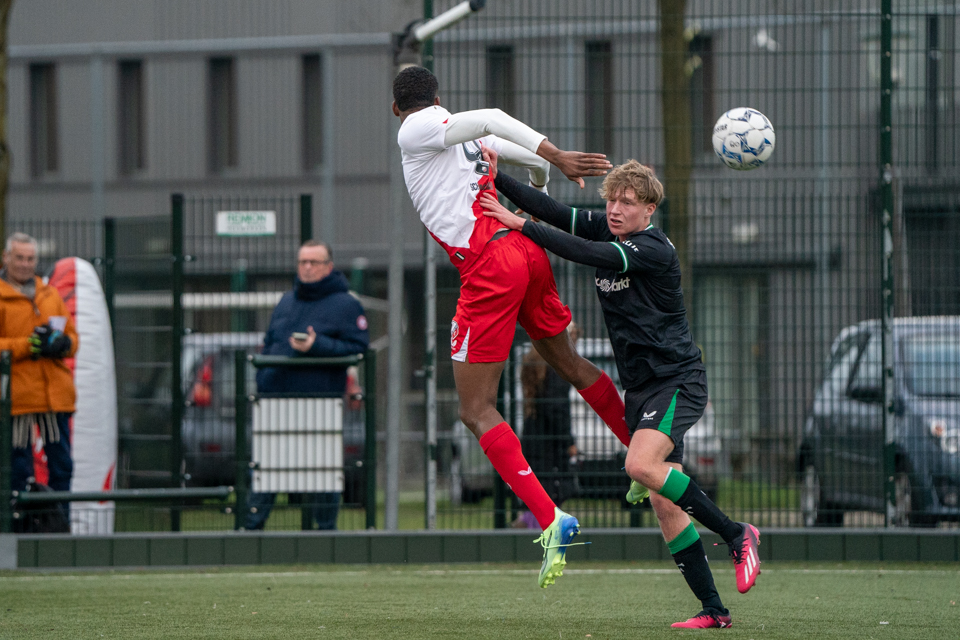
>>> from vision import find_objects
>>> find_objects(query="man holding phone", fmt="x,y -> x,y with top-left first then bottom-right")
244,240 -> 369,530
0,232 -> 78,531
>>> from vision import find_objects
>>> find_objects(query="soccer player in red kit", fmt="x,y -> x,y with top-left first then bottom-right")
392,66 -> 626,588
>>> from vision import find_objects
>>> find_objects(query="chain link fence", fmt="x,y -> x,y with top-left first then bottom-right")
430,0 -> 960,530
5,0 -> 959,531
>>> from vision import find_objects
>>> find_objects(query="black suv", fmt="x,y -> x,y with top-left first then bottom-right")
797,317 -> 960,526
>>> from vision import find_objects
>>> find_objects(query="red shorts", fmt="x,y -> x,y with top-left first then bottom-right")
450,231 -> 572,363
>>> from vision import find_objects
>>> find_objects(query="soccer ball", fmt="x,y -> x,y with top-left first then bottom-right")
711,108 -> 776,170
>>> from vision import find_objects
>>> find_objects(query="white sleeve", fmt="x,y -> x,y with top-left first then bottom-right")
495,138 -> 550,188
442,108 -> 546,154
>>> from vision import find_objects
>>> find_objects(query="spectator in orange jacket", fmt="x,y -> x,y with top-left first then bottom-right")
0,232 -> 79,529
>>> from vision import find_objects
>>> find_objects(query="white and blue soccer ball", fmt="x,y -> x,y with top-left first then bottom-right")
711,108 -> 776,170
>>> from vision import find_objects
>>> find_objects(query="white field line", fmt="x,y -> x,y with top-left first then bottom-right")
2,567 -> 958,582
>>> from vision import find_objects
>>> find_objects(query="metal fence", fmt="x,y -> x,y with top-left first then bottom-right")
5,0 -> 960,532
427,0 -> 960,530
7,194 -> 382,532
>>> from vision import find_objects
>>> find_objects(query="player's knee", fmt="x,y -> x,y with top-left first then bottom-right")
554,353 -> 599,388
458,405 -> 499,437
458,407 -> 479,432
625,457 -> 664,489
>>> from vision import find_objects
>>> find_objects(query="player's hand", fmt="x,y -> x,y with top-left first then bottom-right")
479,192 -> 525,231
480,143 -> 498,180
553,150 -> 612,188
536,140 -> 611,189
289,326 -> 317,353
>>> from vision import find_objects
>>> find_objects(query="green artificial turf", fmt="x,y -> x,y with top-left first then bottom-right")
0,562 -> 957,639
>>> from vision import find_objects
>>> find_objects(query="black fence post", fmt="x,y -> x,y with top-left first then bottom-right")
234,351 -> 250,531
363,349 -> 377,529
879,0 -> 897,528
103,217 -> 116,333
300,194 -> 313,244
171,194 -> 185,532
0,352 -> 12,533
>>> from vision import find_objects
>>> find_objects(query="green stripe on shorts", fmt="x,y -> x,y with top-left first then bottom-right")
657,390 -> 680,436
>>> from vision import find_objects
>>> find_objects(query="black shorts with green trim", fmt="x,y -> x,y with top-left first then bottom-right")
624,369 -> 708,464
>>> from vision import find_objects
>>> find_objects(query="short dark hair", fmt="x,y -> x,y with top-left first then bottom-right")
393,66 -> 438,112
300,239 -> 332,260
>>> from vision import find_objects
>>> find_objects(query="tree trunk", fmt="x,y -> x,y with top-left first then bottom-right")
658,0 -> 693,306
0,0 -> 13,244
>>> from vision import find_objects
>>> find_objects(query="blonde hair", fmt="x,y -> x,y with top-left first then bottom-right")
598,160 -> 664,205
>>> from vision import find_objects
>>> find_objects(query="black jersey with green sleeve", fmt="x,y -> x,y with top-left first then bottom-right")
494,171 -> 704,390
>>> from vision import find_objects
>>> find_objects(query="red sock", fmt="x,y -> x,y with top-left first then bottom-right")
479,422 -> 556,529
578,372 -> 630,447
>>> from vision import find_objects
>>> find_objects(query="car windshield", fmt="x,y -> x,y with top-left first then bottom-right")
903,333 -> 960,397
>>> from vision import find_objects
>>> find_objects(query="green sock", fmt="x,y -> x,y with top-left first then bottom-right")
670,528 -> 726,615
658,467 -> 691,502
667,522 -> 701,555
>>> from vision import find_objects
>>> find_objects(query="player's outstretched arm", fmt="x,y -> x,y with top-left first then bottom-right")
444,108 -> 610,188
479,193 -> 628,272
494,171 -> 574,232
535,139 -> 611,189
495,139 -> 550,189
482,143 -> 574,231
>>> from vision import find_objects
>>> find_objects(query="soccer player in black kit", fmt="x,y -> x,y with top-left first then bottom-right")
480,149 -> 760,630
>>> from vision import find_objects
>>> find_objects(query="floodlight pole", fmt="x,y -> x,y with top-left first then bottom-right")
389,0 -> 486,531
879,0 -> 896,528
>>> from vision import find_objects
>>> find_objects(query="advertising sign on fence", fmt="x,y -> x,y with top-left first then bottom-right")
215,211 -> 277,237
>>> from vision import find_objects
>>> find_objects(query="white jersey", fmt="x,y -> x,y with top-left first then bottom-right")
397,105 -> 548,272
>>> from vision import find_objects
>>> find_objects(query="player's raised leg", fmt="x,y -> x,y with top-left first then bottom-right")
626,429 -> 760,594
454,360 -> 579,588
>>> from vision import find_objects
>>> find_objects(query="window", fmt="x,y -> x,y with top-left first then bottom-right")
828,332 -> 867,394
904,333 -> 960,397
302,54 -> 323,172
689,35 -> 715,156
208,57 -> 237,173
848,335 -> 882,399
118,60 -> 145,175
486,45 -> 515,115
585,41 -> 613,155
29,63 -> 58,177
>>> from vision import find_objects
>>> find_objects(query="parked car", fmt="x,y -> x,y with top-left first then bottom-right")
449,338 -> 728,503
126,332 -> 368,503
180,332 -> 262,488
797,317 -> 960,527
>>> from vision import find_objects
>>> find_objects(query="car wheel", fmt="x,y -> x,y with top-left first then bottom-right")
801,464 -> 842,527
893,471 -> 937,528
342,467 -> 366,506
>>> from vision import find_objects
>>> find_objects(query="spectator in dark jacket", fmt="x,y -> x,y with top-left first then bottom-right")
245,240 -> 369,530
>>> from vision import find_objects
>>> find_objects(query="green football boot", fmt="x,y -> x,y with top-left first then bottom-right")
536,507 -> 581,588
625,480 -> 650,505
